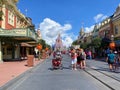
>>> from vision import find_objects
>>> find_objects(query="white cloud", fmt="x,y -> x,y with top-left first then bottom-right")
84,14 -> 108,33
39,18 -> 75,47
94,14 -> 108,23
84,25 -> 94,33
62,33 -> 77,47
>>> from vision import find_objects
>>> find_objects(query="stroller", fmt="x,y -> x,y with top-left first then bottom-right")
52,53 -> 62,69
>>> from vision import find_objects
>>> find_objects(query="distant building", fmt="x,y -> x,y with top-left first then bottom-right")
54,34 -> 63,51
78,26 -> 92,44
78,26 -> 85,43
37,29 -> 42,40
77,4 -> 120,50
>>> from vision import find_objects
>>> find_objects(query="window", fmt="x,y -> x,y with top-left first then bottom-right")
2,48 -> 5,55
7,47 -> 12,55
16,17 -> 21,28
115,26 -> 118,34
8,11 -> 14,26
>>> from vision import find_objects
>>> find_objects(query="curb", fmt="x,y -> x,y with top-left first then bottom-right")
0,59 -> 45,90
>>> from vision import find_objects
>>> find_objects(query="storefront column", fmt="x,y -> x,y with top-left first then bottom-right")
0,41 -> 3,62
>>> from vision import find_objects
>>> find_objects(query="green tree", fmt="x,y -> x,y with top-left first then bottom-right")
80,42 -> 89,49
91,37 -> 101,48
38,39 -> 51,50
0,0 -> 3,21
72,40 -> 78,45
46,43 -> 51,50
0,0 -> 4,5
38,39 -> 46,49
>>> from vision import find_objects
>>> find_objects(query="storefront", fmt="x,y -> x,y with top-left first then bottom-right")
0,28 -> 37,62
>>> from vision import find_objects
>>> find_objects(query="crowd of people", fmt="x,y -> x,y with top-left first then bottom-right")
52,48 -> 94,70
69,48 -> 120,71
51,47 -> 120,72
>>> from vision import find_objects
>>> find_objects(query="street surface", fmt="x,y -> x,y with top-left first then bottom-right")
5,54 -> 120,90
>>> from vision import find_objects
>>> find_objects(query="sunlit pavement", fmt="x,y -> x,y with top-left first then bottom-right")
85,59 -> 120,90
0,55 -> 120,90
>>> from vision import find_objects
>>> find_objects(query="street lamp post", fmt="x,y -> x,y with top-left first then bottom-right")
111,35 -> 114,41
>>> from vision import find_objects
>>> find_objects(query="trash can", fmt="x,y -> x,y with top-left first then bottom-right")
27,55 -> 34,67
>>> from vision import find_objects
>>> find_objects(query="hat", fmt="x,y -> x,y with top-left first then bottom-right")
114,51 -> 117,54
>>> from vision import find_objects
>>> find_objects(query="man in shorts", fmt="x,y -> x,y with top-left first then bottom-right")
106,50 -> 115,71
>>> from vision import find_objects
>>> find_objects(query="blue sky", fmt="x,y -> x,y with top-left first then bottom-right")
17,0 -> 120,47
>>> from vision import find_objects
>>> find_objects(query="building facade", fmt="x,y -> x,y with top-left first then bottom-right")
0,0 -> 38,62
92,24 -> 100,38
112,5 -> 120,40
99,16 -> 113,39
78,4 -> 120,50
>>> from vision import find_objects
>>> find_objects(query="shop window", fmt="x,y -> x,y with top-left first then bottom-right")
2,48 -> 5,55
7,47 -> 12,55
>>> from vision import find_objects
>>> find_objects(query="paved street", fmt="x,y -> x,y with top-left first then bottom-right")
2,54 -> 120,90
1,1 -> 120,90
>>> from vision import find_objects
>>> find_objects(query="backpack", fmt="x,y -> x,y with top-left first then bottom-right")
80,53 -> 84,60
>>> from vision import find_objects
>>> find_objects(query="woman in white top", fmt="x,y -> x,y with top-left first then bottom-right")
71,49 -> 77,70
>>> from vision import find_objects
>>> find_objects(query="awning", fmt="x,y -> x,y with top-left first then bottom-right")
102,37 -> 111,43
21,42 -> 33,47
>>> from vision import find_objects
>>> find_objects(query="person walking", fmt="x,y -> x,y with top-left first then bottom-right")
114,51 -> 120,71
82,49 -> 86,69
71,49 -> 77,70
106,50 -> 115,71
88,50 -> 92,60
77,49 -> 86,69
33,51 -> 38,61
77,50 -> 82,69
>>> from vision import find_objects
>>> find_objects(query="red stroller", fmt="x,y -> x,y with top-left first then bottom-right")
52,57 -> 62,69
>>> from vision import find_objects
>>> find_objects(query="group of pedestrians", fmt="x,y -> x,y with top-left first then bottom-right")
70,48 -> 86,70
69,48 -> 120,71
51,48 -> 120,72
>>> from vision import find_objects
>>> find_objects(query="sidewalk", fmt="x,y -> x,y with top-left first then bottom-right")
0,58 -> 44,87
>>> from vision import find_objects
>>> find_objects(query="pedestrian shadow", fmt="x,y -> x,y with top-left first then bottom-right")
48,67 -> 59,71
62,66 -> 71,70
92,67 -> 120,73
48,66 -> 71,71
90,66 -> 110,72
